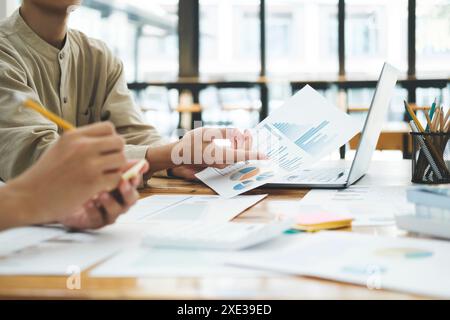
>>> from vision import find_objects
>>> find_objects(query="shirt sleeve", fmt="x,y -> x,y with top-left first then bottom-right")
101,53 -> 168,157
101,49 -> 169,178
0,45 -> 60,181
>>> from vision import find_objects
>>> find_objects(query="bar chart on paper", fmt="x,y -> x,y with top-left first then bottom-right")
258,124 -> 306,172
272,121 -> 338,157
196,85 -> 361,198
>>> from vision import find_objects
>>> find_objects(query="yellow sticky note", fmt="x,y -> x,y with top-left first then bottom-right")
294,212 -> 353,232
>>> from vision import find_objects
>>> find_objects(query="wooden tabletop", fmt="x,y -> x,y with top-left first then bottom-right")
0,160 -> 423,300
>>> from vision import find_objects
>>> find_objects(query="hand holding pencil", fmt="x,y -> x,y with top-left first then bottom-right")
8,93 -> 149,229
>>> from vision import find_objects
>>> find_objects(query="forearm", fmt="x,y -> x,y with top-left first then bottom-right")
0,184 -> 37,231
145,142 -> 178,175
0,127 -> 58,181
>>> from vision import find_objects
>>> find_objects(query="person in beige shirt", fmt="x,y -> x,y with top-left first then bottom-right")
0,0 -> 261,183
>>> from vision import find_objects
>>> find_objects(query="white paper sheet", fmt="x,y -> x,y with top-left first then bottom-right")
90,248 -> 269,277
0,225 -> 145,275
0,226 -> 66,257
228,231 -> 450,298
196,85 -> 361,198
90,234 -> 302,278
117,194 -> 267,223
299,185 -> 415,226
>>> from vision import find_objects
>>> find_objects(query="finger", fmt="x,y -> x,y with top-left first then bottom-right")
219,128 -> 244,139
91,135 -> 125,154
119,180 -> 139,207
227,128 -> 247,149
180,167 -> 199,180
122,159 -> 139,171
202,127 -> 226,142
130,175 -> 142,187
140,162 -> 150,174
98,152 -> 127,173
121,160 -> 149,180
101,172 -> 123,192
233,134 -> 245,149
64,200 -> 103,230
244,130 -> 253,150
76,122 -> 116,137
98,192 -> 123,224
225,148 -> 265,164
212,163 -> 228,169
87,200 -> 107,229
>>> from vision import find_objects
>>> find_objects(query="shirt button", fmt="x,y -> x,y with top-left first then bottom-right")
63,97 -> 68,104
59,52 -> 65,60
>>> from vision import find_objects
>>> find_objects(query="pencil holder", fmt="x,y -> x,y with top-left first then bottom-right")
411,132 -> 450,184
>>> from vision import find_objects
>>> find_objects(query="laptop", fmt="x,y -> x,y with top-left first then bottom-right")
266,62 -> 399,189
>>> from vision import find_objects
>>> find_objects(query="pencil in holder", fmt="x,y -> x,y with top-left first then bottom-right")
411,132 -> 450,184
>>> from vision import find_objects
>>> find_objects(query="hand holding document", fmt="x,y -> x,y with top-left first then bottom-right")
196,86 -> 361,198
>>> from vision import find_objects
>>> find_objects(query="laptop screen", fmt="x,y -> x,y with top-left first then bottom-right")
347,63 -> 399,185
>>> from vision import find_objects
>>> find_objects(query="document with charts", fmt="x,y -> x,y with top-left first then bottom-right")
298,186 -> 415,227
196,85 -> 361,198
227,232 -> 450,298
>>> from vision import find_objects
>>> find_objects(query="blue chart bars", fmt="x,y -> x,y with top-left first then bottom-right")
262,124 -> 303,171
272,121 -> 337,157
273,122 -> 306,141
295,121 -> 335,156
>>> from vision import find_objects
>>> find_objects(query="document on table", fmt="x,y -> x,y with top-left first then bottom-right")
117,194 -> 267,223
0,225 -> 144,275
0,226 -> 66,257
196,85 -> 361,198
227,231 -> 450,299
90,233 -> 303,278
90,248 -> 274,277
298,185 -> 415,226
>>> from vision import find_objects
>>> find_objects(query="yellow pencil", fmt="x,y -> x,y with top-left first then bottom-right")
432,107 -> 441,132
16,95 -> 75,131
423,110 -> 432,131
443,108 -> 450,130
404,101 -> 425,132
13,94 -> 147,182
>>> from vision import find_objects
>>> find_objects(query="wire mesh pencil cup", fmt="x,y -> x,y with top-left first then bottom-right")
411,132 -> 450,184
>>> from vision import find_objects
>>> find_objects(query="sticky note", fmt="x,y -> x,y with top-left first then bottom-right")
294,212 -> 353,232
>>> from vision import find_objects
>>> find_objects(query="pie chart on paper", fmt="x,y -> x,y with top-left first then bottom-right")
375,247 -> 433,259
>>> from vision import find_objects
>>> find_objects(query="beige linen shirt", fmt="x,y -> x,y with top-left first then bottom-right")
0,10 -> 165,181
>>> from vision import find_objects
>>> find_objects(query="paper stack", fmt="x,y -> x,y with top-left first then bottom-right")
396,186 -> 450,239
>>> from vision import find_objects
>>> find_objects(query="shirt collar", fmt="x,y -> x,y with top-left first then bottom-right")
12,9 -> 70,61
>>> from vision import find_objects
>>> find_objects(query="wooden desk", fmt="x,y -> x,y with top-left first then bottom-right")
0,160 -> 423,300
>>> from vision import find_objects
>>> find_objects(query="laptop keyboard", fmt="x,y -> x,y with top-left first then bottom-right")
285,168 -> 348,183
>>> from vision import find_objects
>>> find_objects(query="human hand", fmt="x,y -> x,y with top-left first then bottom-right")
171,127 -> 265,170
59,160 -> 148,230
9,122 -> 128,224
